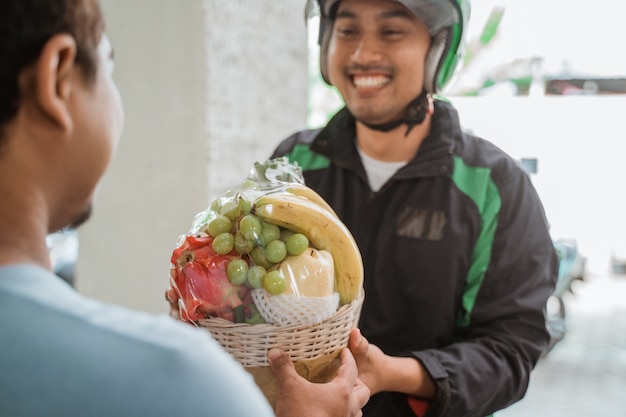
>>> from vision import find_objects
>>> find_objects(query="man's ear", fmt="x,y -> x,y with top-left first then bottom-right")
35,34 -> 79,132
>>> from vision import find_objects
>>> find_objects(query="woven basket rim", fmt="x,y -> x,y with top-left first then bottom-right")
196,290 -> 364,366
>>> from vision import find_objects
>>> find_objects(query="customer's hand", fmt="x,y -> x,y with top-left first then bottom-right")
268,347 -> 370,417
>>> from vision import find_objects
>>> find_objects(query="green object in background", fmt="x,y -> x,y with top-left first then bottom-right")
479,7 -> 505,47
464,6 -> 506,67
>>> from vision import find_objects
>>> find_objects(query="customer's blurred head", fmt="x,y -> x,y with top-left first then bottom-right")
0,0 -> 124,234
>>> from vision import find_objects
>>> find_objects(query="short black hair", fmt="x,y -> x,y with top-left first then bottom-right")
0,0 -> 105,140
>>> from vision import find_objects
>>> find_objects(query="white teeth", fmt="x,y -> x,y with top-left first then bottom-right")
353,76 -> 390,88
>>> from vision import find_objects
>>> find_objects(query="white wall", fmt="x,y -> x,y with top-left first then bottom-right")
76,0 -> 308,314
204,0 -> 310,197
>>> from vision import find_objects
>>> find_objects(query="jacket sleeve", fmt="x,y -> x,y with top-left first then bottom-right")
413,163 -> 559,417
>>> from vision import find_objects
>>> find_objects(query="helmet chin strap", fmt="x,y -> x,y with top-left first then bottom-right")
359,90 -> 434,136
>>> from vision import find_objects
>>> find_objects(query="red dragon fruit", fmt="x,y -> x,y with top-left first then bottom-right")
170,235 -> 254,322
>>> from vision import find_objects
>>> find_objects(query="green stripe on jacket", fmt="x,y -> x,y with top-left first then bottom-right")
285,144 -> 330,171
451,155 -> 502,328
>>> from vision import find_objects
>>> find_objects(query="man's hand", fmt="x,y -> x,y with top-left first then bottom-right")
347,328 -> 388,395
268,347 -> 370,417
348,328 -> 437,400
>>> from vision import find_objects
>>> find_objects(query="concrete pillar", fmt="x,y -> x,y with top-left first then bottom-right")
76,0 -> 308,314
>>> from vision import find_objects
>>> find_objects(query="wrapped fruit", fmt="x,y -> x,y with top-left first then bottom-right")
168,157 -> 364,410
169,157 -> 363,326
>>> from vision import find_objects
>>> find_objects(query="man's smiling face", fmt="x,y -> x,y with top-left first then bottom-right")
326,0 -> 431,126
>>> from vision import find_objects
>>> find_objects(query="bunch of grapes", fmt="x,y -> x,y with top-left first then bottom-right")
202,196 -> 310,296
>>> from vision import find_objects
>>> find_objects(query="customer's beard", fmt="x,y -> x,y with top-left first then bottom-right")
67,206 -> 93,231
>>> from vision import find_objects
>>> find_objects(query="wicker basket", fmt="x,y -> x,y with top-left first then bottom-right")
196,290 -> 364,367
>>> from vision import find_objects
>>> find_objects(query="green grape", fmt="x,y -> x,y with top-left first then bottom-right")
207,215 -> 232,237
263,270 -> 287,295
247,265 -> 267,289
212,232 -> 234,255
210,199 -> 222,213
220,200 -> 241,220
240,214 -> 262,241
286,233 -> 309,256
226,259 -> 249,285
280,228 -> 295,242
265,240 -> 287,263
234,232 -> 255,254
250,246 -> 272,269
245,304 -> 266,324
238,198 -> 252,215
260,221 -> 281,245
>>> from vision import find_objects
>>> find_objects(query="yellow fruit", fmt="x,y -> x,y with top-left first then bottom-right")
280,249 -> 335,298
284,183 -> 338,217
253,194 -> 363,305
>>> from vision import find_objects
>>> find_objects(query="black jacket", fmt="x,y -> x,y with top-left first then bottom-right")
271,100 -> 558,417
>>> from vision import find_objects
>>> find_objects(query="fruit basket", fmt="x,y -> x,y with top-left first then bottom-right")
169,157 -> 364,408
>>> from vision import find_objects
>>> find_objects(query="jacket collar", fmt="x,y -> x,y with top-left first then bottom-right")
311,99 -> 460,177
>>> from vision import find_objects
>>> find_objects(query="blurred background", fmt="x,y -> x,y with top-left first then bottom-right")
307,0 -> 626,275
71,0 -> 309,313
48,1 -> 625,415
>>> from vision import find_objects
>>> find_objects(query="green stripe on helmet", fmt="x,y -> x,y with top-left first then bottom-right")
309,0 -> 471,93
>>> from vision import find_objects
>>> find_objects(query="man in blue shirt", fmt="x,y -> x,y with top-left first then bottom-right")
0,1 -> 369,416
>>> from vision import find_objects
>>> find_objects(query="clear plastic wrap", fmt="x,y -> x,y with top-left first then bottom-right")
169,157 -> 361,327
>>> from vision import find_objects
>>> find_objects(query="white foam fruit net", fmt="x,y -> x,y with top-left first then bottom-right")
252,289 -> 340,327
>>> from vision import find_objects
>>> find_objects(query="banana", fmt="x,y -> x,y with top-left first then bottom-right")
284,183 -> 338,217
253,193 -> 363,305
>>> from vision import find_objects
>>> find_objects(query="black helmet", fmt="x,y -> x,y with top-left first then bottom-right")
306,0 -> 471,94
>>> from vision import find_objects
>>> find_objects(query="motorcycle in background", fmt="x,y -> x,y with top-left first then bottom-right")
519,158 -> 587,355
544,238 -> 586,354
